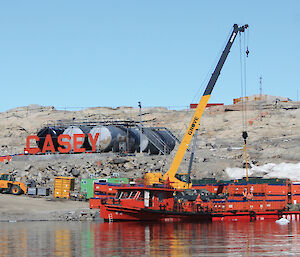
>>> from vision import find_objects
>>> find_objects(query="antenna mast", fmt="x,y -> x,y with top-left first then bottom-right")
259,76 -> 262,120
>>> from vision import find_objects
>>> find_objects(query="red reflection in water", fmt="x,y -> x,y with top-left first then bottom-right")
1,221 -> 300,256
90,221 -> 300,256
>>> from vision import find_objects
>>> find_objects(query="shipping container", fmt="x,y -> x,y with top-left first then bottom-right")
265,194 -> 287,201
248,200 -> 265,211
191,178 -> 218,185
93,183 -> 119,198
227,184 -> 248,195
266,184 -> 288,195
81,179 -> 98,199
54,177 -> 75,199
212,199 -> 226,212
89,197 -> 102,209
290,182 -> 300,204
107,177 -> 130,184
265,200 -> 286,211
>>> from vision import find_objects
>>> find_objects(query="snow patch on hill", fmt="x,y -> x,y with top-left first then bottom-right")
226,162 -> 300,181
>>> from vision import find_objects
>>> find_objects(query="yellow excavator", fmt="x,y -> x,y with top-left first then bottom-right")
145,24 -> 248,189
0,173 -> 27,195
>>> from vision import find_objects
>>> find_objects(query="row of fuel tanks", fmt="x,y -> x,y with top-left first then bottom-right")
37,125 -> 176,154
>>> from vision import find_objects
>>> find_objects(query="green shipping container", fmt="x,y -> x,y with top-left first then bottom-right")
81,179 -> 97,199
107,178 -> 130,184
81,177 -> 130,199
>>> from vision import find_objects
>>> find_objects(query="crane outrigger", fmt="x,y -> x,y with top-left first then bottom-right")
145,24 -> 249,189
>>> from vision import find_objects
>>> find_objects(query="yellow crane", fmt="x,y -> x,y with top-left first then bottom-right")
145,24 -> 248,189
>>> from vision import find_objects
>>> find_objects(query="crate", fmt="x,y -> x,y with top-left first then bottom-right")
54,177 -> 75,199
37,187 -> 50,196
27,187 -> 37,195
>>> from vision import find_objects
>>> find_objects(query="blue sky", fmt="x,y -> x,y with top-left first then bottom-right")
0,1 -> 299,112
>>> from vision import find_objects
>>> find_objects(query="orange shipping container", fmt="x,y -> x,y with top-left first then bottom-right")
54,177 -> 75,199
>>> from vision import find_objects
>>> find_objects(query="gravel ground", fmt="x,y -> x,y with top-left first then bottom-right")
0,194 -> 97,222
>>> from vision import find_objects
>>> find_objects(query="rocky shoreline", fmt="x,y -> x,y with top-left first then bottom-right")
0,195 -> 99,222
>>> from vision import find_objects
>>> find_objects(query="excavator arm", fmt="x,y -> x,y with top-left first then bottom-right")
162,24 -> 248,189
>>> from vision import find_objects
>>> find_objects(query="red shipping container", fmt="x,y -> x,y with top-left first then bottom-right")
265,195 -> 287,201
252,195 -> 266,201
212,200 -> 226,212
191,185 -> 207,191
227,184 -> 248,195
266,185 -> 287,195
291,183 -> 300,194
248,201 -> 265,211
251,184 -> 266,194
265,200 -> 286,211
291,195 -> 300,204
89,198 -> 102,209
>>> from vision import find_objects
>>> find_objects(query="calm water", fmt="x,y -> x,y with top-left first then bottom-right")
1,220 -> 300,256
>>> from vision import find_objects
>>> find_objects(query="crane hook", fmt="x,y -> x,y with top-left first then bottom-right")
246,47 -> 249,57
242,131 -> 248,144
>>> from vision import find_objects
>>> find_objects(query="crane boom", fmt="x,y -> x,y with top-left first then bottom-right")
162,24 -> 248,188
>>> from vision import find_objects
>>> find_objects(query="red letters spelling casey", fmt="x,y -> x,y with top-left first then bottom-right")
25,133 -> 99,154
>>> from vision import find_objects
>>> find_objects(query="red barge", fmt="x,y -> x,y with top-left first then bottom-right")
98,24 -> 300,222
99,181 -> 300,222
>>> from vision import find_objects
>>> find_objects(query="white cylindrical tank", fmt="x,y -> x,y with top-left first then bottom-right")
62,126 -> 90,151
88,125 -> 126,152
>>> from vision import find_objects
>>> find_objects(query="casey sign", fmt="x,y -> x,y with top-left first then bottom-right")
25,133 -> 99,154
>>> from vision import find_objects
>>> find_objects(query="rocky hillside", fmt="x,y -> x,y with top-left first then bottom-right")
0,101 -> 299,192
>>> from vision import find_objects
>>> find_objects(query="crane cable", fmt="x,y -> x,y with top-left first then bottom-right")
239,28 -> 250,181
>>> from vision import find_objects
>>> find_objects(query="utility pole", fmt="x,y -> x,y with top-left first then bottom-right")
259,76 -> 262,120
138,101 -> 142,153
